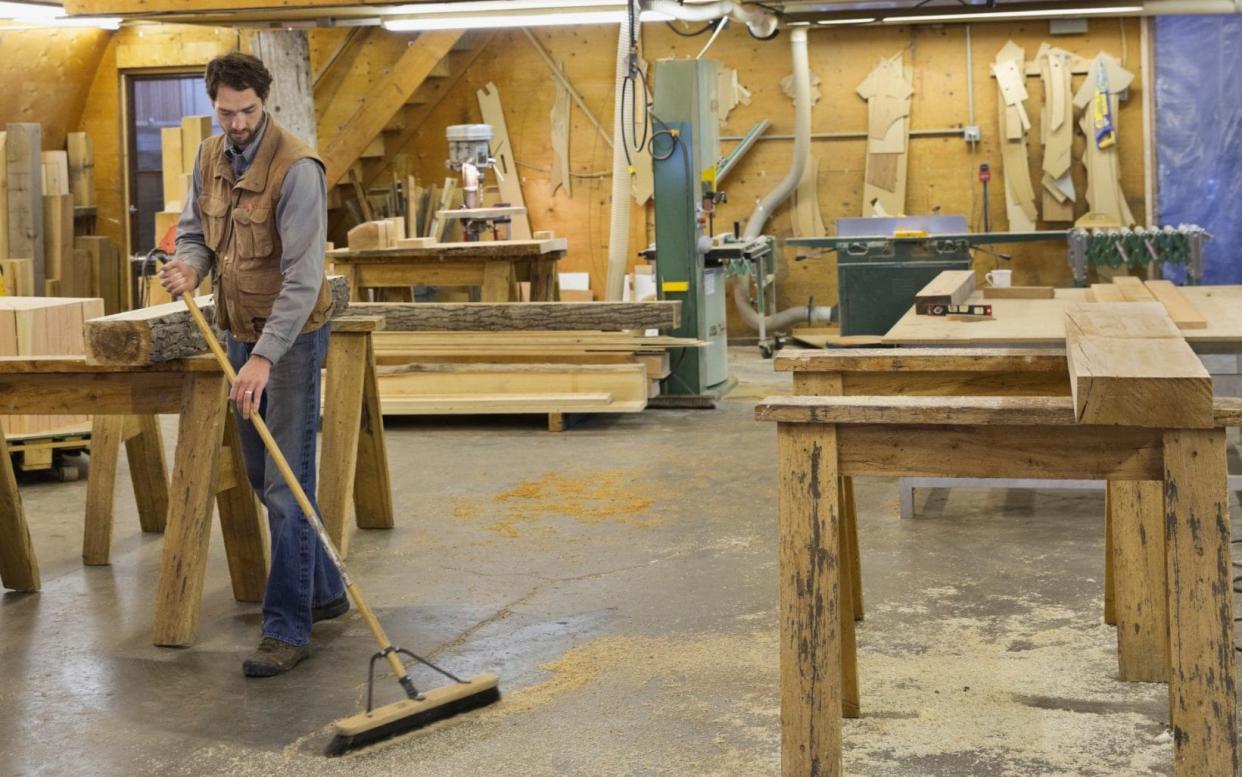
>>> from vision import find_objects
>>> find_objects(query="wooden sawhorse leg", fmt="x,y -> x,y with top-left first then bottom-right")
778,422 -> 845,776
1163,429 -> 1237,776
153,374 -> 228,647
481,261 -> 517,302
1108,480 -> 1169,683
320,328 -> 368,557
353,334 -> 394,532
0,425 -> 39,592
214,411 -> 267,603
84,414 -> 169,565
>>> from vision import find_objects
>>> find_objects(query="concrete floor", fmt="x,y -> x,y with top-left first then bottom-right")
3,348 -> 1240,777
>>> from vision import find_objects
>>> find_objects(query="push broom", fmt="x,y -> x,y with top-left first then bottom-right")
172,272 -> 499,755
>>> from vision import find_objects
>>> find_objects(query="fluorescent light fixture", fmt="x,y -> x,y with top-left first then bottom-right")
883,5 -> 1142,22
0,1 -> 121,28
816,17 -> 877,25
390,0 -> 627,13
383,8 -> 672,30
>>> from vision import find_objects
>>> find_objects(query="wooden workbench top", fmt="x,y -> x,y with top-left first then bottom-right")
327,238 -> 568,261
0,355 -> 219,373
883,285 -> 1242,349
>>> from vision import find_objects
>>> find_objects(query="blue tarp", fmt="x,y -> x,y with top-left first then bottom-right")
1155,15 -> 1242,283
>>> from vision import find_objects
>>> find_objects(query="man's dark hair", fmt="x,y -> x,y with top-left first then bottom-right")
205,53 -> 272,102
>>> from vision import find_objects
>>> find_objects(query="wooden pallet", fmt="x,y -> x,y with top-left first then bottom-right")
6,428 -> 91,472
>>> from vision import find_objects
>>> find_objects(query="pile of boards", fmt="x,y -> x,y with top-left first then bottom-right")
1086,275 -> 1206,330
347,301 -> 690,426
0,296 -> 103,452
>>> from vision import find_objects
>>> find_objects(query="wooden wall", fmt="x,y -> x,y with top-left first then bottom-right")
374,18 -> 1145,332
78,24 -> 237,251
0,28 -> 109,151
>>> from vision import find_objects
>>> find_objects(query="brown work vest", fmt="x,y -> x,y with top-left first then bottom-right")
196,118 -> 334,342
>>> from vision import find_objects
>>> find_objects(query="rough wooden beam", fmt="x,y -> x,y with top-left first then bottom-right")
6,123 -> 43,292
1064,302 -> 1212,428
84,276 -> 350,366
344,301 -> 681,331
774,347 -> 1067,374
322,30 -> 463,188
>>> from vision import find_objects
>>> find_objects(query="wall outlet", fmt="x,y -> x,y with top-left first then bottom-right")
963,125 -> 981,143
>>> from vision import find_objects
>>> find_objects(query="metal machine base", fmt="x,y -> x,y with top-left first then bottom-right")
649,375 -> 737,409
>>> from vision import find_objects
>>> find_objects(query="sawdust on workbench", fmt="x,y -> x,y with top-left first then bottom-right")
454,470 -> 659,538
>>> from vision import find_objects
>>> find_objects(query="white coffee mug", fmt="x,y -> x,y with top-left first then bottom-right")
986,269 -> 1012,288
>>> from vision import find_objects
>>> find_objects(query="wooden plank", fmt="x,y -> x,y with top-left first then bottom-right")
1064,303 -> 1212,428
0,258 -> 34,297
322,30 -> 463,188
775,347 -> 1066,374
913,270 -> 976,313
0,427 -> 38,591
1108,479 -> 1169,682
982,286 -> 1055,299
0,131 -> 8,261
1162,429 -> 1237,777
756,394 -> 1089,426
835,424 -> 1165,481
345,301 -> 680,332
837,370 -> 1071,397
160,127 -> 186,210
83,275 -> 349,366
6,123 -> 44,292
66,132 -> 95,208
1112,275 -> 1156,302
42,194 -> 74,292
329,237 -> 566,261
180,116 -> 213,177
777,422 -> 842,777
476,82 -> 532,239
1144,280 -> 1207,330
41,151 -> 70,197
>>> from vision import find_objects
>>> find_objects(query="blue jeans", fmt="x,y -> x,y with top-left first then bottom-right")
227,326 -> 344,647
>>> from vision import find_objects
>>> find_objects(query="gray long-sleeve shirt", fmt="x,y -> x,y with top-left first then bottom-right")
174,115 -> 326,365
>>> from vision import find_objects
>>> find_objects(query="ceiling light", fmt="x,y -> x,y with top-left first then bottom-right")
390,0 -> 626,13
384,8 -> 672,30
816,17 -> 877,25
883,5 -> 1142,23
0,1 -> 121,28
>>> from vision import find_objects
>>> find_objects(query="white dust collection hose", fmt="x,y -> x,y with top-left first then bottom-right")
643,0 -> 778,38
603,4 -> 637,301
737,27 -> 833,331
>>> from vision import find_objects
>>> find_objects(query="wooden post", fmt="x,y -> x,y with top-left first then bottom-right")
83,415 -> 127,565
153,373 -> 227,647
1109,480 -> 1169,682
248,30 -> 317,149
6,123 -> 44,292
1163,429 -> 1237,777
841,476 -> 863,622
0,426 -> 39,592
125,414 -> 169,533
778,422 -> 843,777
214,411 -> 267,603
480,261 -> 515,302
319,329 -> 369,556
353,332 -> 394,529
1103,486 -> 1116,627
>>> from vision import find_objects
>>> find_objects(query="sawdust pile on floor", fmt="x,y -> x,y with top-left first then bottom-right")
455,470 -> 660,537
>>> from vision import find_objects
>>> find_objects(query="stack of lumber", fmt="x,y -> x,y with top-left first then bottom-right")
348,301 -> 689,419
157,116 -> 213,246
1087,275 -> 1207,330
0,296 -> 104,436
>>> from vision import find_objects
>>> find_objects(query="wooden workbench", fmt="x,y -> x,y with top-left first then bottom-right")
884,285 -> 1242,350
327,238 -> 568,302
0,318 -> 394,646
758,393 -> 1240,777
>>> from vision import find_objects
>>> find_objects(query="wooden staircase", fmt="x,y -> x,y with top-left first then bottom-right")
313,28 -> 497,214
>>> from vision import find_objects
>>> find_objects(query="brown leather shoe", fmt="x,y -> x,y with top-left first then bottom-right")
242,637 -> 309,677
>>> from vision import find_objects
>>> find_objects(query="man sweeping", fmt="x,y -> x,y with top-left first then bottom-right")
159,52 -> 348,677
